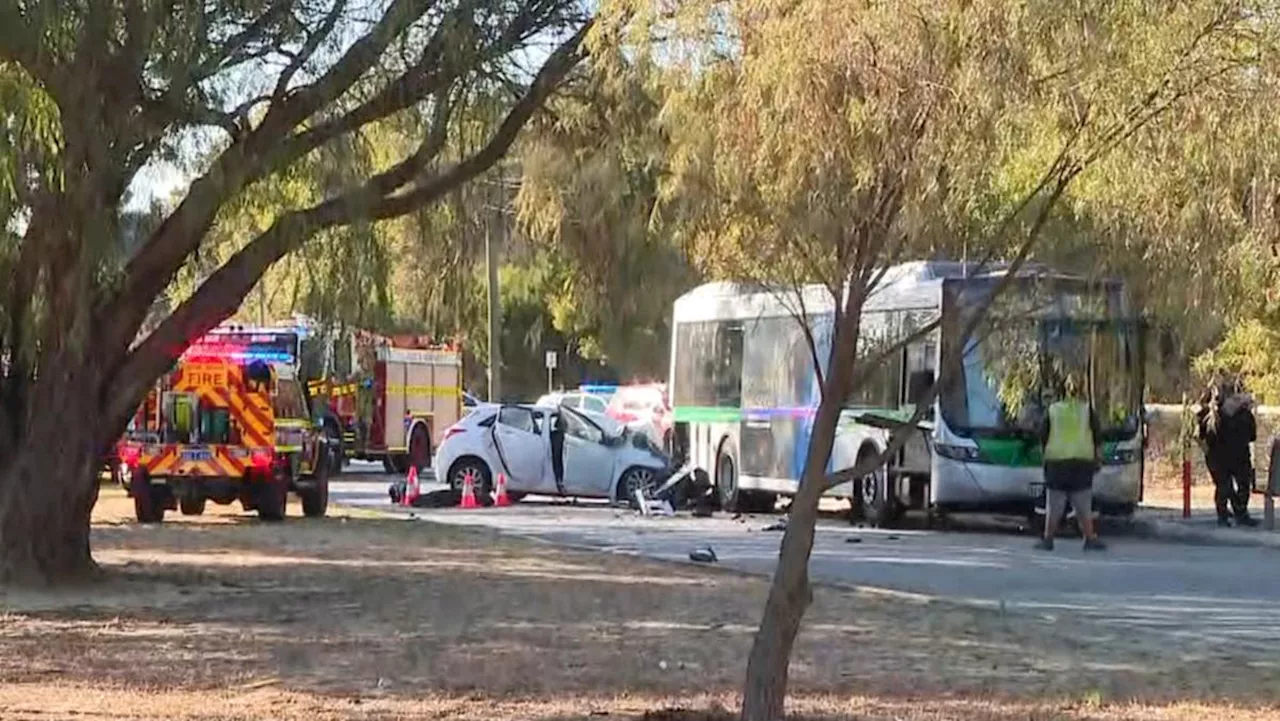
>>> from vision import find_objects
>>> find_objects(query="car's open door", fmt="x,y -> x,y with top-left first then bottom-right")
560,408 -> 617,497
492,406 -> 553,492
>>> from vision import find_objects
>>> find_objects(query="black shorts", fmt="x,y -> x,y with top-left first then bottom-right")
1043,459 -> 1097,492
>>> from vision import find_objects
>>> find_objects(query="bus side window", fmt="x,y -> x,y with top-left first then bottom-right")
904,331 -> 938,416
714,322 -> 744,408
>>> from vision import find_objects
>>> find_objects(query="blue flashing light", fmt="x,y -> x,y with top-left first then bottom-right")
234,350 -> 295,363
183,342 -> 295,364
579,384 -> 618,395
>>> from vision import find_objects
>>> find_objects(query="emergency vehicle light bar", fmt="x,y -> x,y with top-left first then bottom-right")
183,342 -> 294,363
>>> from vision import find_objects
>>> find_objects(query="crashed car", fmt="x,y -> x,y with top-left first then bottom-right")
433,403 -> 670,502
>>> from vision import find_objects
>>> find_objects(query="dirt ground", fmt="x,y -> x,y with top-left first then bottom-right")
1,488 -> 1277,721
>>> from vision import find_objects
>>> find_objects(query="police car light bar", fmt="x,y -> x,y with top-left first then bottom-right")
579,384 -> 618,394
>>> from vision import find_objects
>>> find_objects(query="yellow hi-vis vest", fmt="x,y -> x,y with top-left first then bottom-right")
1044,399 -> 1094,462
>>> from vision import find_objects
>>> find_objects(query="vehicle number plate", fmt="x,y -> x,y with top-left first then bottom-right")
182,448 -> 212,462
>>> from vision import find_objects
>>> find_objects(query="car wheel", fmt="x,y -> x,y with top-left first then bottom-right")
618,466 -> 658,505
408,424 -> 431,471
179,495 -> 206,516
448,457 -> 492,498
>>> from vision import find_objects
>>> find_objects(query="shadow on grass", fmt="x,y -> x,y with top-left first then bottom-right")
0,512 -> 1275,712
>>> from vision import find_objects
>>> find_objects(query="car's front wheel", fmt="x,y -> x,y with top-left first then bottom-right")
617,466 -> 659,505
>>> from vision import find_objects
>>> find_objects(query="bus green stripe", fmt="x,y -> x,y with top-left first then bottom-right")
974,438 -> 1122,467
673,406 -> 744,423
974,438 -> 1042,467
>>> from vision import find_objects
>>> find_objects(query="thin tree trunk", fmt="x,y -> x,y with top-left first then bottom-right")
741,294 -> 862,721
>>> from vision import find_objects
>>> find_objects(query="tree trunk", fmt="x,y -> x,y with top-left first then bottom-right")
0,448 -> 101,585
740,486 -> 822,721
741,295 -> 863,721
0,381 -> 107,586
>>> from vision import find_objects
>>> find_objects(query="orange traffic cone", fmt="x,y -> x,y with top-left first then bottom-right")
460,470 -> 478,509
494,472 -> 512,507
402,465 -> 420,507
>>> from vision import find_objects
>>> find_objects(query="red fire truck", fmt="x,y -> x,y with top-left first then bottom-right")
307,330 -> 464,474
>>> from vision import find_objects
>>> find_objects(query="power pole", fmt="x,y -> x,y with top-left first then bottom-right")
486,184 -> 503,403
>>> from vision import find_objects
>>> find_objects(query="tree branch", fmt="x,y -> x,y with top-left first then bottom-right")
101,18 -> 591,423
273,0 -> 347,102
98,0 -> 444,360
366,20 -> 593,221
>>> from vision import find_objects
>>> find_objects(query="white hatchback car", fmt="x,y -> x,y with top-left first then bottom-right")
434,404 -> 670,502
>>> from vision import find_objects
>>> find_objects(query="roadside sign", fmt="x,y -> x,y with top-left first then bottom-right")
545,351 -> 558,370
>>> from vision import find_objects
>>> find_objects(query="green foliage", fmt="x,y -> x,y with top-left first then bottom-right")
1194,318 -> 1280,403
516,57 -> 694,379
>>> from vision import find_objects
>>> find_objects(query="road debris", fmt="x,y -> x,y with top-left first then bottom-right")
688,546 -> 718,563
388,483 -> 493,508
762,519 -> 788,532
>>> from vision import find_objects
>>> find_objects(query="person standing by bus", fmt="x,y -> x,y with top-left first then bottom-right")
1197,378 -> 1259,527
1037,374 -> 1107,552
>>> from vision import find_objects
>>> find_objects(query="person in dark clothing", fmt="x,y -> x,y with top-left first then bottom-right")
1037,373 -> 1106,552
550,412 -> 566,495
1197,380 -> 1258,527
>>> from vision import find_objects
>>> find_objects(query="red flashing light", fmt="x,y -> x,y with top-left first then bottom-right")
118,443 -> 141,467
183,341 -> 293,363
250,449 -> 274,471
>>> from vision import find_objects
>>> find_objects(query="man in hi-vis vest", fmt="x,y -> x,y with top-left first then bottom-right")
1037,373 -> 1107,552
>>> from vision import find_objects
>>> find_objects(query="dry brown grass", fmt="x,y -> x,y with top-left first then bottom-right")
0,487 -> 1276,720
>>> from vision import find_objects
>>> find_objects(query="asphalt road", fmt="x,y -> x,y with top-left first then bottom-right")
333,463 -> 1280,658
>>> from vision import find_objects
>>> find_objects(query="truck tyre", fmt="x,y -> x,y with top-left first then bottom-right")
131,471 -> 164,524
715,442 -> 741,513
858,453 -> 902,528
323,420 -> 344,478
179,495 -> 206,516
301,454 -> 330,518
256,473 -> 288,522
408,424 -> 431,472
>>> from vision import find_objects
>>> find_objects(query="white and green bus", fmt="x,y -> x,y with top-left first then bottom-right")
668,261 -> 1145,525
